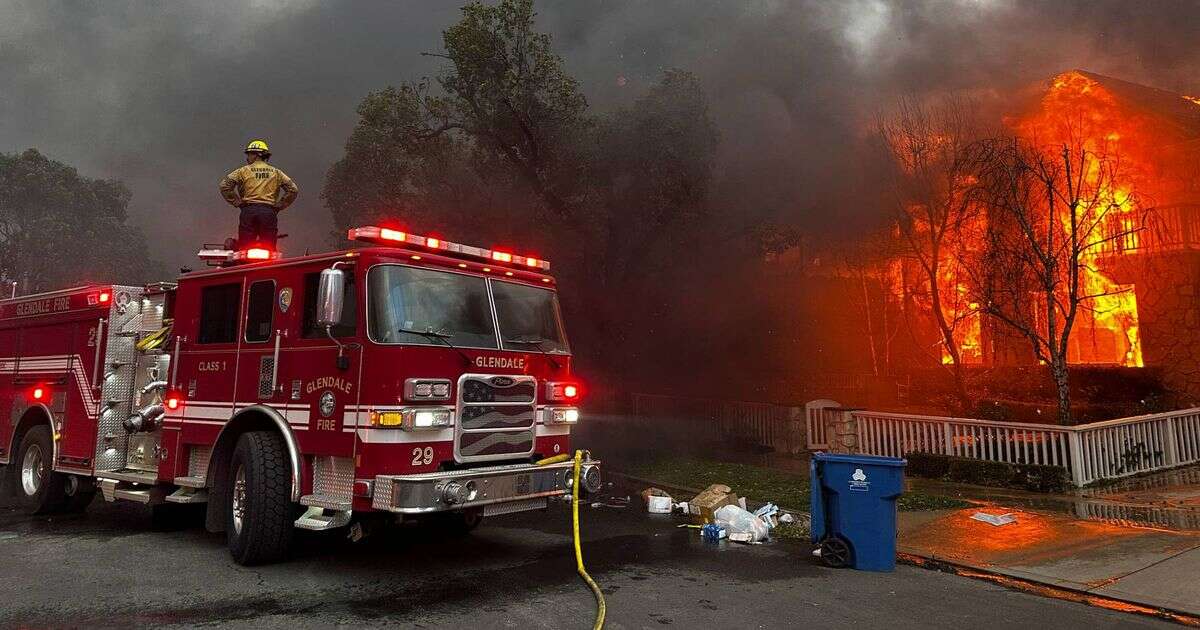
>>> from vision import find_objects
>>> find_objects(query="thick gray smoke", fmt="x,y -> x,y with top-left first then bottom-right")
1,0 -> 1198,274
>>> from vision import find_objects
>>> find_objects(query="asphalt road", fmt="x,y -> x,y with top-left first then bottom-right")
0,485 -> 1177,629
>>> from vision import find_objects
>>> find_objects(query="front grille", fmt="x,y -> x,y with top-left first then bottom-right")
456,374 -> 536,462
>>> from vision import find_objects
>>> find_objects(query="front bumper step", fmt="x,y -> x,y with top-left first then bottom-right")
372,459 -> 600,514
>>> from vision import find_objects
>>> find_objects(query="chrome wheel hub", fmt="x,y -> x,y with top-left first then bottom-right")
20,443 -> 44,497
232,466 -> 247,535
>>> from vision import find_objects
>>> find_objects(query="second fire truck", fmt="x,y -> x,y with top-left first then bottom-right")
0,226 -> 600,565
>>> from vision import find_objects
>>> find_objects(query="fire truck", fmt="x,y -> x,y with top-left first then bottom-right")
0,226 -> 600,565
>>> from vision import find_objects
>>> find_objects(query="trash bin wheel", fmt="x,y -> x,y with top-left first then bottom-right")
819,537 -> 851,568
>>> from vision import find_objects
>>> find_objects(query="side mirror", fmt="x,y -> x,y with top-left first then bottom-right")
317,267 -> 345,328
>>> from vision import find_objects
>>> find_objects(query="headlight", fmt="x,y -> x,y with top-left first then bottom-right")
404,378 -> 452,401
370,407 -> 453,430
546,407 -> 580,424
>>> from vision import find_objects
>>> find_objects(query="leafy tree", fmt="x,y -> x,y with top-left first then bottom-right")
324,0 -> 718,372
0,149 -> 156,293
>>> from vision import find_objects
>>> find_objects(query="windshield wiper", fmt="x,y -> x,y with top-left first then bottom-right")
504,336 -> 563,369
399,326 -> 470,366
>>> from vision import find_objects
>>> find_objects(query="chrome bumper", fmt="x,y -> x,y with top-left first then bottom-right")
372,459 -> 600,514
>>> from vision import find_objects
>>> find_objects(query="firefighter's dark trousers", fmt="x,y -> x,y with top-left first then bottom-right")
238,203 -> 279,249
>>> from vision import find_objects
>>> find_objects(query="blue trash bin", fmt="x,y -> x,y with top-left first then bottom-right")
810,452 -> 906,572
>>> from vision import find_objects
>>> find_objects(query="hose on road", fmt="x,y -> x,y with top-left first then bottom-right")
536,450 -> 606,629
571,449 -> 606,630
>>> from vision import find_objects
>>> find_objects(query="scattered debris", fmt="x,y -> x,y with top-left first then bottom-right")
641,487 -> 670,502
689,484 -> 740,524
701,523 -> 727,542
647,494 -> 673,514
591,496 -> 631,509
779,513 -> 796,525
714,504 -> 770,543
971,512 -> 1017,527
754,503 -> 780,529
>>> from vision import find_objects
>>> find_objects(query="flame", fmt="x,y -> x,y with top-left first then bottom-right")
1013,71 -> 1146,367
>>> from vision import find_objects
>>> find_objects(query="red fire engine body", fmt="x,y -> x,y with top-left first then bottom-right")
0,226 -> 599,564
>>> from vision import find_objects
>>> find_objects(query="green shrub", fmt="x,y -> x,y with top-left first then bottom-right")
1011,462 -> 1070,493
903,452 -> 1069,493
947,458 -> 1013,487
905,452 -> 950,478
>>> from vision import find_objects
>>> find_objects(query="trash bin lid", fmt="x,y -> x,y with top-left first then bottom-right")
813,452 -> 906,466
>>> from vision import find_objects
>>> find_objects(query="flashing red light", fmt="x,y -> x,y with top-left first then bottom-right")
31,386 -> 45,401
492,251 -> 513,263
98,291 -> 111,304
166,395 -> 181,410
245,248 -> 272,260
563,384 -> 579,399
425,237 -> 441,249
380,228 -> 406,242
525,257 -> 539,267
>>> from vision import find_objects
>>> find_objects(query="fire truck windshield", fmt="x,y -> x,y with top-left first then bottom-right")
366,265 -> 568,354
492,280 -> 569,354
368,265 -> 497,348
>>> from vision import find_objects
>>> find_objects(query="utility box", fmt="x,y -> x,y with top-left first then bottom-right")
810,452 -> 906,572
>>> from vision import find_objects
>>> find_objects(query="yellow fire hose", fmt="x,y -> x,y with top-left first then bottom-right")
537,450 -> 606,629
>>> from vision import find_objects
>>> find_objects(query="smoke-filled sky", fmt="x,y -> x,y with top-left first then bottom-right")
2,0 -> 1199,275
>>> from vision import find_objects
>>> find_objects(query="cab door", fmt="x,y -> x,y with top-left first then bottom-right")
286,269 -> 360,454
236,279 -> 292,417
178,280 -> 243,440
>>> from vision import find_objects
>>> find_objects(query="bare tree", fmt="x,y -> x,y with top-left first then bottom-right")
972,135 -> 1142,424
878,96 -> 989,413
836,231 -> 904,377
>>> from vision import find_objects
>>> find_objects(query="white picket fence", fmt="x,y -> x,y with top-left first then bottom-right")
807,401 -> 1200,487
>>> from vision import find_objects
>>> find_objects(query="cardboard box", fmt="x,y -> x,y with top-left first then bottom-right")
689,484 -> 739,524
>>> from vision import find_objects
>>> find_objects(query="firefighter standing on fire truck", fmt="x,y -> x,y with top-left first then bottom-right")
218,139 -> 299,249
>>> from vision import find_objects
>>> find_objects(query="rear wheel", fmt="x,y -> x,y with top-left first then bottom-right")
819,536 -> 852,569
226,431 -> 295,565
15,426 -> 67,514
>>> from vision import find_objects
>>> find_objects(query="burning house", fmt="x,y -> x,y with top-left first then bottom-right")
767,70 -> 1200,412
913,70 -> 1200,402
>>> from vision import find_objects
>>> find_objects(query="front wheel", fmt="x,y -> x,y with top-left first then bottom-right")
226,431 -> 296,565
436,508 -> 484,536
15,426 -> 67,514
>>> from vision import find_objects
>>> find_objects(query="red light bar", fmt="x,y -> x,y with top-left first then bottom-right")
229,248 -> 282,262
31,386 -> 45,401
348,225 -> 551,271
98,291 -> 111,304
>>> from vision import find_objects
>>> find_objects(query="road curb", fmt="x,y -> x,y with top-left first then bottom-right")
898,552 -> 1200,627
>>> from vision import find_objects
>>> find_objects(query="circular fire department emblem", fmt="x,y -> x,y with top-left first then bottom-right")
278,287 -> 293,313
319,391 -> 336,417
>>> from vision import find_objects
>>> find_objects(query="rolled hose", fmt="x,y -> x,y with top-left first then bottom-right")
571,449 -> 606,630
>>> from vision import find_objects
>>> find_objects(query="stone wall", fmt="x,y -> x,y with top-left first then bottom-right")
1112,251 -> 1200,404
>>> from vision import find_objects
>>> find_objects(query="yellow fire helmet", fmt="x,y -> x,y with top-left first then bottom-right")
245,139 -> 270,154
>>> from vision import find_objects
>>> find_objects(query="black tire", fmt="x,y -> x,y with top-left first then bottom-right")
14,426 -> 67,514
819,536 -> 852,569
226,431 -> 295,565
437,508 -> 484,536
61,476 -> 96,514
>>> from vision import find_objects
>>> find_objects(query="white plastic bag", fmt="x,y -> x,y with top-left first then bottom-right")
713,504 -> 770,542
